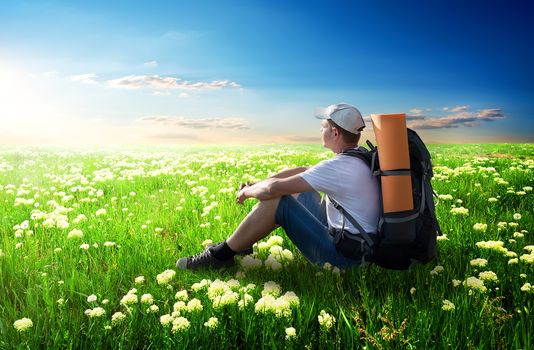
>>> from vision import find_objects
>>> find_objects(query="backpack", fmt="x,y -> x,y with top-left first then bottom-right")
330,128 -> 442,270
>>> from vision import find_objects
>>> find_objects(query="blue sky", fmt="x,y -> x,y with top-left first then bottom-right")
0,0 -> 533,144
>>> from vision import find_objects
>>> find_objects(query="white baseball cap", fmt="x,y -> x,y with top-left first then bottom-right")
315,103 -> 365,134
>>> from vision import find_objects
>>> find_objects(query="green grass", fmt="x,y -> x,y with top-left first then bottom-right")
0,143 -> 533,349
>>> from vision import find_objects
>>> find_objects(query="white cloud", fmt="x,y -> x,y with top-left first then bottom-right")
70,73 -> 98,85
408,108 -> 505,129
143,60 -> 158,67
443,105 -> 469,113
138,115 -> 250,130
107,75 -> 241,90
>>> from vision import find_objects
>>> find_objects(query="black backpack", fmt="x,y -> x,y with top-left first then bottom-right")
330,128 -> 442,270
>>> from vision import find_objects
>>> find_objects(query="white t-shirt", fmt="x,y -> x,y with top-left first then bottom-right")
299,150 -> 379,234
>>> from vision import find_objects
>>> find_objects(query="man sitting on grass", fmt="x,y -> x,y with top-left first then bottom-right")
176,103 -> 379,270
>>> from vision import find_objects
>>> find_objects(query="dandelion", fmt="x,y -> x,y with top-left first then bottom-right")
508,258 -> 518,264
67,229 -> 83,239
438,194 -> 453,201
15,242 -> 23,249
171,317 -> 190,333
513,213 -> 522,220
134,276 -> 145,285
156,269 -> 176,285
111,312 -> 126,326
13,318 -> 33,332
470,258 -> 488,267
442,300 -> 455,312
523,186 -> 532,192
285,327 -> 297,340
226,279 -> 240,290
488,197 -> 498,203
57,298 -> 65,306
80,243 -> 89,250
95,208 -> 107,216
410,287 -> 416,295
452,279 -> 462,287
103,241 -> 116,247
318,310 -> 336,330
87,294 -> 97,303
204,317 -> 219,329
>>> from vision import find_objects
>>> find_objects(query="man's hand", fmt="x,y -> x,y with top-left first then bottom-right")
236,182 -> 254,204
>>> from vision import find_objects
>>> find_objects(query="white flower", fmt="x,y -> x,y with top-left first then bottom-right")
67,229 -> 83,239
156,269 -> 176,285
80,243 -> 90,250
463,277 -> 487,293
175,290 -> 188,301
87,294 -> 97,303
147,305 -> 159,314
318,310 -> 336,330
410,287 -> 416,295
450,207 -> 469,216
285,327 -> 297,340
513,213 -> 522,220
265,255 -> 282,270
173,301 -> 186,312
186,298 -> 203,312
96,208 -> 107,216
478,271 -> 498,282
160,314 -> 173,326
85,307 -> 106,318
141,294 -> 154,305
204,317 -> 219,329
120,293 -> 138,306
262,281 -> 281,297
201,239 -> 213,247
171,317 -> 190,333
240,255 -> 263,269
472,223 -> 487,232
520,283 -> 533,293
56,298 -> 65,306
470,258 -> 488,267
111,312 -> 126,326
430,265 -> 444,276
442,300 -> 455,312
13,318 -> 33,332
134,276 -> 145,284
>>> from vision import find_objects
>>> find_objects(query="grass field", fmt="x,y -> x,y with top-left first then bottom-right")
0,143 -> 533,349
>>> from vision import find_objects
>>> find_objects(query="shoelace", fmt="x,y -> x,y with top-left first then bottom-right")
188,250 -> 212,266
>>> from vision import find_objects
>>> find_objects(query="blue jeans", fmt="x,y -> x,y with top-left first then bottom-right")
275,192 -> 361,268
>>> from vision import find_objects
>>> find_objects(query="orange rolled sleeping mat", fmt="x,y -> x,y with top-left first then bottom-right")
371,113 -> 414,213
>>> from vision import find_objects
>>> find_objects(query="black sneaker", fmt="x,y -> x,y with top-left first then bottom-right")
207,242 -> 253,256
176,247 -> 234,270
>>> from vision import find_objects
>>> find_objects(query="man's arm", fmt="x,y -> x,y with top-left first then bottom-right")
237,174 -> 313,204
268,166 -> 308,179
